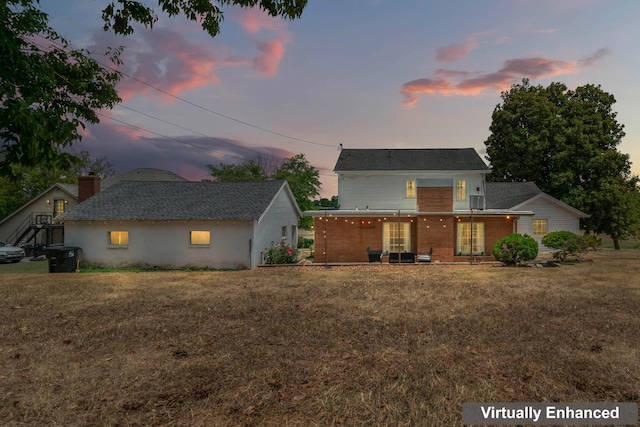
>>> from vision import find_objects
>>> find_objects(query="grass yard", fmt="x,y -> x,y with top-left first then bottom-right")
1,250 -> 639,426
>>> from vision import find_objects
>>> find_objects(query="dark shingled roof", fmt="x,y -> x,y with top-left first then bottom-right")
102,168 -> 187,188
59,180 -> 290,221
334,148 -> 490,172
485,182 -> 542,209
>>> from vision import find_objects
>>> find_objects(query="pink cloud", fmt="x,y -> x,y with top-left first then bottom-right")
401,49 -> 610,107
253,38 -> 288,76
436,39 -> 478,63
436,31 -> 490,63
238,8 -> 285,34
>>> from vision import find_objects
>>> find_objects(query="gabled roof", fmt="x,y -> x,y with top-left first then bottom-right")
485,182 -> 588,217
334,148 -> 490,172
0,183 -> 78,227
102,168 -> 187,188
485,182 -> 542,209
59,180 -> 300,221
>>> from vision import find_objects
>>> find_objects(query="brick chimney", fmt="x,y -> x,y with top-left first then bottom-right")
78,173 -> 101,203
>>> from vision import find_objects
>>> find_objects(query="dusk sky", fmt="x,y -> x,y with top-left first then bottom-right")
41,0 -> 640,197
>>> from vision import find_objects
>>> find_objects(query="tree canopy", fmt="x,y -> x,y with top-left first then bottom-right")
1,0 -> 121,176
102,0 -> 307,38
207,153 -> 320,228
485,79 -> 640,248
1,0 -> 308,176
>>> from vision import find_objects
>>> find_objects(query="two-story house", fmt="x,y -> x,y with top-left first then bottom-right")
307,148 -> 588,263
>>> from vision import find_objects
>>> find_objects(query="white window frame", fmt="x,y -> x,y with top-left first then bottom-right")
190,230 -> 211,246
456,180 -> 466,201
281,226 -> 288,240
532,219 -> 548,236
456,222 -> 484,256
405,180 -> 416,198
383,222 -> 411,253
109,231 -> 129,246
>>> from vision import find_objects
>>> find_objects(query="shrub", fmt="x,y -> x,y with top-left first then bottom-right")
581,234 -> 602,251
492,233 -> 539,266
262,241 -> 300,264
297,237 -> 314,249
541,231 -> 586,262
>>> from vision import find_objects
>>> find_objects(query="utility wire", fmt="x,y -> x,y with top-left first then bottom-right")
32,33 -> 338,149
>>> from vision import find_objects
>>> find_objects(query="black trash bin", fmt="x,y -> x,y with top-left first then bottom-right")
45,246 -> 81,273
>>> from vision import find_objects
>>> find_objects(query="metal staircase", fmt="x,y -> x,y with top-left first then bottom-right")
7,212 -> 53,247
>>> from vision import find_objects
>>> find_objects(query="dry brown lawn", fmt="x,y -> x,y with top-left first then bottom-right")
1,250 -> 639,426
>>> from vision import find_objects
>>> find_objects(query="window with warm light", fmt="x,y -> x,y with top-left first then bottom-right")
405,180 -> 416,198
190,231 -> 210,246
532,219 -> 548,236
383,222 -> 411,253
53,199 -> 65,217
456,180 -> 466,201
456,222 -> 484,255
109,231 -> 129,246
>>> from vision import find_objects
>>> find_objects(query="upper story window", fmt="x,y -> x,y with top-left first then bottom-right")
456,180 -> 466,201
405,180 -> 416,198
532,219 -> 548,236
190,231 -> 211,246
53,199 -> 65,217
109,231 -> 129,246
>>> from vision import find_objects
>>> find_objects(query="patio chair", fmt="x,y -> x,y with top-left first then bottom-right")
366,246 -> 382,263
417,247 -> 433,263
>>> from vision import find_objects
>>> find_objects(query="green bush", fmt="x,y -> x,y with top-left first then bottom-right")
297,237 -> 314,249
262,242 -> 300,264
492,233 -> 539,265
541,231 -> 586,262
581,234 -> 602,251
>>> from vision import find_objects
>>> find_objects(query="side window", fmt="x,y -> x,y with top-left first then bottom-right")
282,226 -> 288,240
405,180 -> 416,198
109,231 -> 129,246
532,219 -> 548,236
456,180 -> 466,201
190,231 -> 211,246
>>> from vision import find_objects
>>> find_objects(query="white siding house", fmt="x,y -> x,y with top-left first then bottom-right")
485,182 -> 588,251
59,180 -> 301,269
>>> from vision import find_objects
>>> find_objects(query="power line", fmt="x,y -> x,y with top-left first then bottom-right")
32,33 -> 338,149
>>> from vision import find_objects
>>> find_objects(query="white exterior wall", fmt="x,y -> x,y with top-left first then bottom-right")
0,188 -> 78,243
337,172 -> 486,211
252,186 -> 301,267
516,197 -> 582,251
64,220 -> 253,269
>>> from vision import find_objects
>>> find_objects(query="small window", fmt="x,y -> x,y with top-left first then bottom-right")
532,219 -> 548,236
456,180 -> 466,201
405,180 -> 416,198
109,231 -> 129,246
53,199 -> 65,217
190,231 -> 210,246
282,226 -> 288,240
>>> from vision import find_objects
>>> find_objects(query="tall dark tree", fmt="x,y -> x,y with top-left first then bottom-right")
485,79 -> 639,248
1,0 -> 121,176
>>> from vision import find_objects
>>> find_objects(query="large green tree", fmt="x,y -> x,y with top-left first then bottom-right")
1,0 -> 121,176
1,0 -> 308,175
207,153 -> 320,228
485,79 -> 639,249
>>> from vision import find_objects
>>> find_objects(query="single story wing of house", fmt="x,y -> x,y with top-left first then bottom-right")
304,148 -> 588,263
58,179 -> 301,269
0,168 -> 188,248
